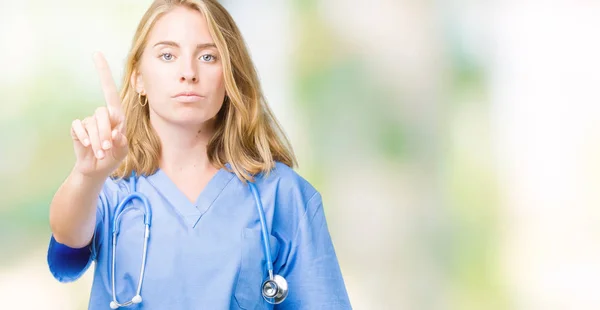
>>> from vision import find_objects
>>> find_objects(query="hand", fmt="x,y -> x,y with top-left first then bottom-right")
70,52 -> 128,178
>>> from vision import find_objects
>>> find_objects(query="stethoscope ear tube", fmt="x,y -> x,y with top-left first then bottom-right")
249,182 -> 288,305
110,173 -> 152,309
109,175 -> 289,308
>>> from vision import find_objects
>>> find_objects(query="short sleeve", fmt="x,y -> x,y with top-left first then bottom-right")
47,179 -> 117,283
276,193 -> 352,309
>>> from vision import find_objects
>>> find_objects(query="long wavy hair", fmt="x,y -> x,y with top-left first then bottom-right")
112,0 -> 297,182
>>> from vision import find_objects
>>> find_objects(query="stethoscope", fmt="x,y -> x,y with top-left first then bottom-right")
109,172 -> 288,309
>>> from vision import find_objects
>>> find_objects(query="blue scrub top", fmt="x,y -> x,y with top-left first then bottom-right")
47,162 -> 351,309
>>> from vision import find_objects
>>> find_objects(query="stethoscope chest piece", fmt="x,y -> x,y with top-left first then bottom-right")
109,174 -> 290,307
262,274 -> 288,304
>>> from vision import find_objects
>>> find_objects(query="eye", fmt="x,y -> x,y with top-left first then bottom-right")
200,54 -> 216,62
159,53 -> 174,61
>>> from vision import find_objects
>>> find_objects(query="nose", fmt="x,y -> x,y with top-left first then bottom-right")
179,58 -> 198,83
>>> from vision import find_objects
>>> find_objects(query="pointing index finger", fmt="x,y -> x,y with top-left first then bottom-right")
93,52 -> 123,115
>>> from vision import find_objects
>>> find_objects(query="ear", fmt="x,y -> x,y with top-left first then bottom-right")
130,69 -> 146,95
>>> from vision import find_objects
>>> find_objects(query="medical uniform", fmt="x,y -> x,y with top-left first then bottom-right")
47,162 -> 351,309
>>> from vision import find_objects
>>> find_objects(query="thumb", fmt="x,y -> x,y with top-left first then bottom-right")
110,111 -> 126,134
107,130 -> 127,164
111,129 -> 129,152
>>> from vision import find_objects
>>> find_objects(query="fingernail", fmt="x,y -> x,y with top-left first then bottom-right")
102,140 -> 112,150
83,138 -> 90,146
96,150 -> 105,158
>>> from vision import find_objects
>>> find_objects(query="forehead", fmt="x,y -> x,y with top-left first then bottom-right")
147,6 -> 214,45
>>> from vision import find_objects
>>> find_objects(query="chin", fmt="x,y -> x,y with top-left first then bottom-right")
151,103 -> 221,129
170,109 -> 217,128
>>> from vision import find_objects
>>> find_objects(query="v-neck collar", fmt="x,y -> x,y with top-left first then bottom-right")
146,167 -> 234,228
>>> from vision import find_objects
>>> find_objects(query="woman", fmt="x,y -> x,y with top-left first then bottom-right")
47,0 -> 351,309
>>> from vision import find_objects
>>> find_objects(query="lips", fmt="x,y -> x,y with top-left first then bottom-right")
174,91 -> 202,97
173,91 -> 205,103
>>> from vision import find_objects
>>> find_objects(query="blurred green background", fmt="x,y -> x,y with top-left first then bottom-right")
2,1 -> 600,309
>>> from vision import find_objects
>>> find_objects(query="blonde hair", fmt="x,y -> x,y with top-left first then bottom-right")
113,0 -> 297,182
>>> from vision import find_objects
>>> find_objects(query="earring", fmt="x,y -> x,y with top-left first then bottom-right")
138,92 -> 148,107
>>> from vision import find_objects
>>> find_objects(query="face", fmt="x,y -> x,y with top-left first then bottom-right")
132,5 -> 225,129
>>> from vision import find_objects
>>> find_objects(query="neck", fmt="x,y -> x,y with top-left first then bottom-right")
151,118 -> 217,175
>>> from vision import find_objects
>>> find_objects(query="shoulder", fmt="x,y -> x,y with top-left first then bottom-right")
255,163 -> 328,257
253,162 -> 323,230
95,176 -> 133,212
101,175 -> 131,195
259,161 -> 320,203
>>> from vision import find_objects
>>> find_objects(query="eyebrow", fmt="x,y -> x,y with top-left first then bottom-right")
153,41 -> 217,49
